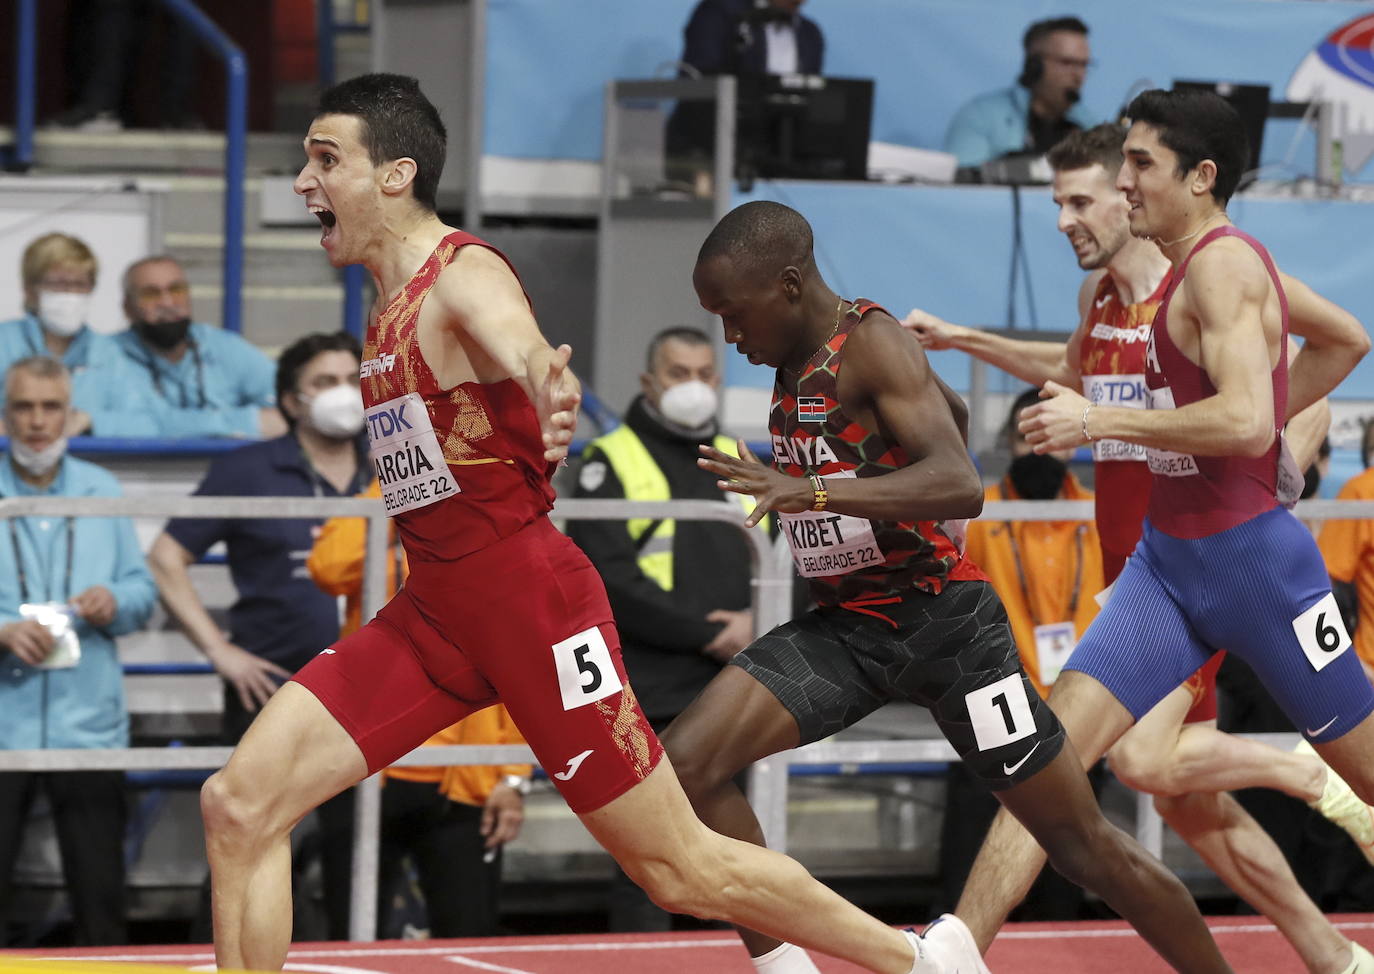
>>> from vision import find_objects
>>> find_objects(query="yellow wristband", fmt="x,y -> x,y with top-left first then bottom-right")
1081,403 -> 1096,443
809,473 -> 828,512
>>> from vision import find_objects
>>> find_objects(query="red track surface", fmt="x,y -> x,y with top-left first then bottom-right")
8,916 -> 1374,973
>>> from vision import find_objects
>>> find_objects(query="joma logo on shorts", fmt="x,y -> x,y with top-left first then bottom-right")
360,353 -> 397,378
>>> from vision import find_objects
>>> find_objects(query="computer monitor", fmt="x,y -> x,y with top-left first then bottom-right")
734,75 -> 874,182
1171,80 -> 1270,180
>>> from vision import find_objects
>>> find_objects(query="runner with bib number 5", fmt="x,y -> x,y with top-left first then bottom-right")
197,74 -> 967,974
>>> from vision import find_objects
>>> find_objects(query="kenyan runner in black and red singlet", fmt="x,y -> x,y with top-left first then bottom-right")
768,299 -> 984,609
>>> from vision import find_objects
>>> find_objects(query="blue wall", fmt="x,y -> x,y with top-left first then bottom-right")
487,0 -> 1374,182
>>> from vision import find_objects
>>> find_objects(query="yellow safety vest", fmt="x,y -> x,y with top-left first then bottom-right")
588,425 -> 766,591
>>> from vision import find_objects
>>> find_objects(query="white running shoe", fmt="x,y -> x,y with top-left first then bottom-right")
1343,940 -> 1374,974
904,914 -> 992,974
1296,739 -> 1374,866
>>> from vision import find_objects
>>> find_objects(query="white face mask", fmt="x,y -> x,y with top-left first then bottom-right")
658,379 -> 718,429
11,436 -> 68,477
305,383 -> 365,439
36,291 -> 90,338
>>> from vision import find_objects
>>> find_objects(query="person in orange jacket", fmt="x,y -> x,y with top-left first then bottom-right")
308,480 -> 532,937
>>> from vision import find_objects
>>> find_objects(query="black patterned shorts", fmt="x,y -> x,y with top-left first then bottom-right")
731,579 -> 1064,790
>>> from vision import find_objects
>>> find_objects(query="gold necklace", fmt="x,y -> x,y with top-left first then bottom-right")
787,299 -> 847,373
1158,214 -> 1224,249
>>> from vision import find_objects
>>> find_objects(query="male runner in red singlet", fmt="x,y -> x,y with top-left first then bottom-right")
907,124 -> 1374,973
197,73 -> 963,974
966,89 -> 1374,970
667,198 -> 1234,974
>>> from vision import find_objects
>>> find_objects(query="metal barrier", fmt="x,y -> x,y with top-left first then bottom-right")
1,494 -> 1371,941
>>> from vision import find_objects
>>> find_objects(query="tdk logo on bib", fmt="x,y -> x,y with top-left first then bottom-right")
367,401 -> 414,439
366,392 -> 459,515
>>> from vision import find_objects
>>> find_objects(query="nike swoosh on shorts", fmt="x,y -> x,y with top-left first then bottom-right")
1002,741 -> 1041,777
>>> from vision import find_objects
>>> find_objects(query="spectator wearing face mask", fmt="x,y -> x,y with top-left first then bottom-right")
110,255 -> 284,439
0,233 -> 137,438
0,356 -> 157,946
565,326 -> 770,932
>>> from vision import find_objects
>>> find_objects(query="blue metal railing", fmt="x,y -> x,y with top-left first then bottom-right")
317,0 -> 372,90
158,0 -> 247,335
7,1 -> 247,333
9,0 -> 36,171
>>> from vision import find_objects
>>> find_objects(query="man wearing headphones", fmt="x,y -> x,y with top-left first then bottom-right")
944,16 -> 1096,172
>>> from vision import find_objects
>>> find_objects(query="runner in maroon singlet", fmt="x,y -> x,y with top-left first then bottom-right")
662,199 -> 1232,974
908,124 -> 1374,973
196,74 -> 973,974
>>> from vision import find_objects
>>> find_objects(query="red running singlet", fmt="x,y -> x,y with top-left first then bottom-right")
360,230 -> 556,564
1145,226 -> 1289,539
1078,271 -> 1170,581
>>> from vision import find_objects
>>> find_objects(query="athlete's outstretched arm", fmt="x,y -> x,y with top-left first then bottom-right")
1280,271 -> 1369,422
903,307 -> 1079,389
432,246 -> 581,462
1023,242 -> 1278,458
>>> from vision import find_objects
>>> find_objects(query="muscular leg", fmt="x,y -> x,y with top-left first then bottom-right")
660,666 -> 804,959
201,683 -> 369,971
1110,685 -> 1323,801
1110,687 -> 1353,974
580,757 -> 918,974
1156,791 -> 1353,974
956,671 -> 1231,973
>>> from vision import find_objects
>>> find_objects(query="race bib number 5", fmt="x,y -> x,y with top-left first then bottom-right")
552,626 -> 623,710
366,392 -> 460,515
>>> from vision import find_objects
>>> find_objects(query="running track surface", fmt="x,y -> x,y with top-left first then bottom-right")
6,916 -> 1373,973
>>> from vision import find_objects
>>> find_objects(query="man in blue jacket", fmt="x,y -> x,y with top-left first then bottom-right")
0,233 -> 137,438
0,355 -> 157,945
944,16 -> 1097,171
112,255 -> 285,439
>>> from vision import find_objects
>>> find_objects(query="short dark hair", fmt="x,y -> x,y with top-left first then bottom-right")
1023,16 -> 1089,52
697,200 -> 813,279
317,73 -> 447,212
1048,122 -> 1127,176
1003,387 -> 1043,443
276,332 -> 362,425
646,326 -> 713,370
1125,88 -> 1249,204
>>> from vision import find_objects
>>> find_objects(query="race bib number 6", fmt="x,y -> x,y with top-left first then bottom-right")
1293,591 -> 1352,673
366,392 -> 460,515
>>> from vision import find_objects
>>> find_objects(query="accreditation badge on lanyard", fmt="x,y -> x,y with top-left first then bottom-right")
1033,622 -> 1076,685
1008,521 -> 1086,686
365,392 -> 460,516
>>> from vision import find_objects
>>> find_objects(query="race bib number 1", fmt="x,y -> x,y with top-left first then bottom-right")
366,392 -> 460,516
